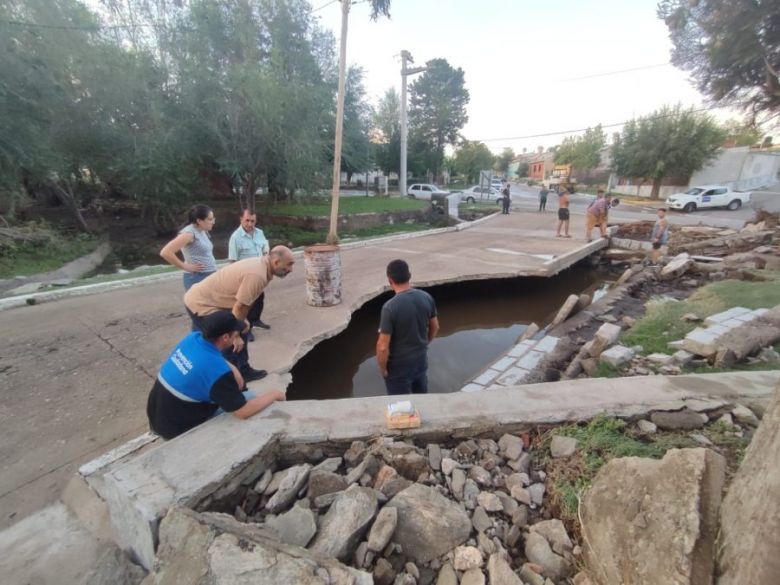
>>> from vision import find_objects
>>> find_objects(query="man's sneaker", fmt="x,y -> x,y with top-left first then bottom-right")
241,367 -> 267,382
247,331 -> 255,342
254,320 -> 271,330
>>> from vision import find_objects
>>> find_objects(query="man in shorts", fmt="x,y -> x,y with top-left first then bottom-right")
650,207 -> 670,264
376,259 -> 440,395
556,188 -> 571,237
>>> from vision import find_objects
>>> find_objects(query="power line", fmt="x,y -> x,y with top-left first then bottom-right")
474,104 -> 735,143
558,63 -> 671,81
312,0 -> 340,12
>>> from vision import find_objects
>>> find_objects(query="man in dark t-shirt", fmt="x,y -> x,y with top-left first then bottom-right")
376,259 -> 440,395
147,310 -> 285,439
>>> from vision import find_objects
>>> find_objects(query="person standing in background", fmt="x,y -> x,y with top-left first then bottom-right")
160,204 -> 218,291
228,209 -> 271,337
538,187 -> 549,212
555,189 -> 571,238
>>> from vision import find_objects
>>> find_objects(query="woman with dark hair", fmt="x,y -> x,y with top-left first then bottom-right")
160,204 -> 218,291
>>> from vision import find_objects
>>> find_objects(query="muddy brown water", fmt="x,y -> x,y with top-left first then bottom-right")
288,264 -> 608,400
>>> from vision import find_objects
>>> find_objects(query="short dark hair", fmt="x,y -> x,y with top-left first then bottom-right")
386,259 -> 411,284
658,207 -> 667,212
597,189 -> 605,195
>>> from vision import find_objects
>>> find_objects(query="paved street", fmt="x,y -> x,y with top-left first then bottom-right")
508,183 -> 757,230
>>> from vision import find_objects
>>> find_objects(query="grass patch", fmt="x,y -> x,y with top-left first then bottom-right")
594,362 -> 623,378
265,222 -> 433,248
539,416 -> 694,527
622,272 -> 780,354
0,233 -> 100,279
264,196 -> 427,217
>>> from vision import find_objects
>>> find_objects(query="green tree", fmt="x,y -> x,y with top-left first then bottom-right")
516,161 -> 530,178
409,58 -> 470,180
554,125 -> 606,170
339,67 -> 372,183
658,0 -> 780,116
494,147 -> 515,174
453,141 -> 494,184
612,105 -> 726,199
373,87 -> 401,176
721,119 -> 763,147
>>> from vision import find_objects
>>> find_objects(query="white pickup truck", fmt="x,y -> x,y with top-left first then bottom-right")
665,185 -> 751,213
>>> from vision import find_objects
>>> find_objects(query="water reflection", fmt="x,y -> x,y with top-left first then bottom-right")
288,265 -> 605,400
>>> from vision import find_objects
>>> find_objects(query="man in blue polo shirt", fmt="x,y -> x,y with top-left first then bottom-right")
146,310 -> 285,439
228,209 -> 271,335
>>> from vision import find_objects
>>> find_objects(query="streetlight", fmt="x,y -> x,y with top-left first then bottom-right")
399,50 -> 427,199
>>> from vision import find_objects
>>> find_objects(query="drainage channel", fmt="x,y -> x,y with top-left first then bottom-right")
288,262 -> 608,400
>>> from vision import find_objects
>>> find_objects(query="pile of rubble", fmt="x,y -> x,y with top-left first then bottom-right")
141,398 -> 770,585
191,434 -> 587,585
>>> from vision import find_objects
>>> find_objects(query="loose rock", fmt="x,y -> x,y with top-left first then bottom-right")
367,506 -> 398,553
525,531 -> 571,580
265,464 -> 312,513
309,487 -> 378,561
477,491 -> 503,512
453,545 -> 483,571
434,563 -> 457,585
487,553 -> 525,585
265,504 -> 317,548
385,484 -> 472,563
460,568 -> 486,585
550,436 -> 577,458
650,409 -> 708,430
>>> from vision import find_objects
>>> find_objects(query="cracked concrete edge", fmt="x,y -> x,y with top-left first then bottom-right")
0,214 -> 499,313
94,370 -> 780,570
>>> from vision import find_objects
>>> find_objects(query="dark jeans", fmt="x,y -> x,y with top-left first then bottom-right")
501,198 -> 510,214
182,271 -> 214,292
247,292 -> 265,324
539,198 -> 547,211
384,355 -> 429,395
187,308 -> 250,371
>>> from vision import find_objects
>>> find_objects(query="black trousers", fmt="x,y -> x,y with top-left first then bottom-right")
186,308 -> 250,371
247,292 -> 265,324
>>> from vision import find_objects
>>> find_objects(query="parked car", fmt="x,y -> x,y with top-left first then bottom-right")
407,183 -> 450,200
665,185 -> 751,213
459,185 -> 502,204
490,178 -> 504,191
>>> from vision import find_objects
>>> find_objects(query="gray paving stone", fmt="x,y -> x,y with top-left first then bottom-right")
491,356 -> 517,372
517,350 -> 544,370
473,369 -> 502,386
496,367 -> 531,386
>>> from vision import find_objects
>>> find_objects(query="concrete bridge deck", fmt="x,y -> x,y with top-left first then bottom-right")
0,210 -> 603,531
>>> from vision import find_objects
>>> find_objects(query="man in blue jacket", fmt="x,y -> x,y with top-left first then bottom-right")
146,310 -> 285,439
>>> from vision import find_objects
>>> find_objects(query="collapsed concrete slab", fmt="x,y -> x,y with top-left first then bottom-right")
717,382 -> 780,585
89,371 -> 780,570
581,448 -> 726,585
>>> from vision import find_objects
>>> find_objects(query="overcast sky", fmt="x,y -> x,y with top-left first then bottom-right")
316,0 -> 740,154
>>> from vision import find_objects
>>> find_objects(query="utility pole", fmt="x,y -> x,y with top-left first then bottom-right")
327,0 -> 350,245
399,50 -> 426,199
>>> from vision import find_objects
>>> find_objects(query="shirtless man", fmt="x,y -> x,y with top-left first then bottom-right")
555,188 -> 571,237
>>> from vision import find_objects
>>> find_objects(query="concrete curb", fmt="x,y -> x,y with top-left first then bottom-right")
0,214 -> 500,313
91,370 -> 779,569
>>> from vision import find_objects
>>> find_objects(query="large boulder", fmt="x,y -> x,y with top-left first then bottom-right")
718,384 -> 780,585
385,484 -> 472,563
581,448 -> 725,585
309,487 -> 378,562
